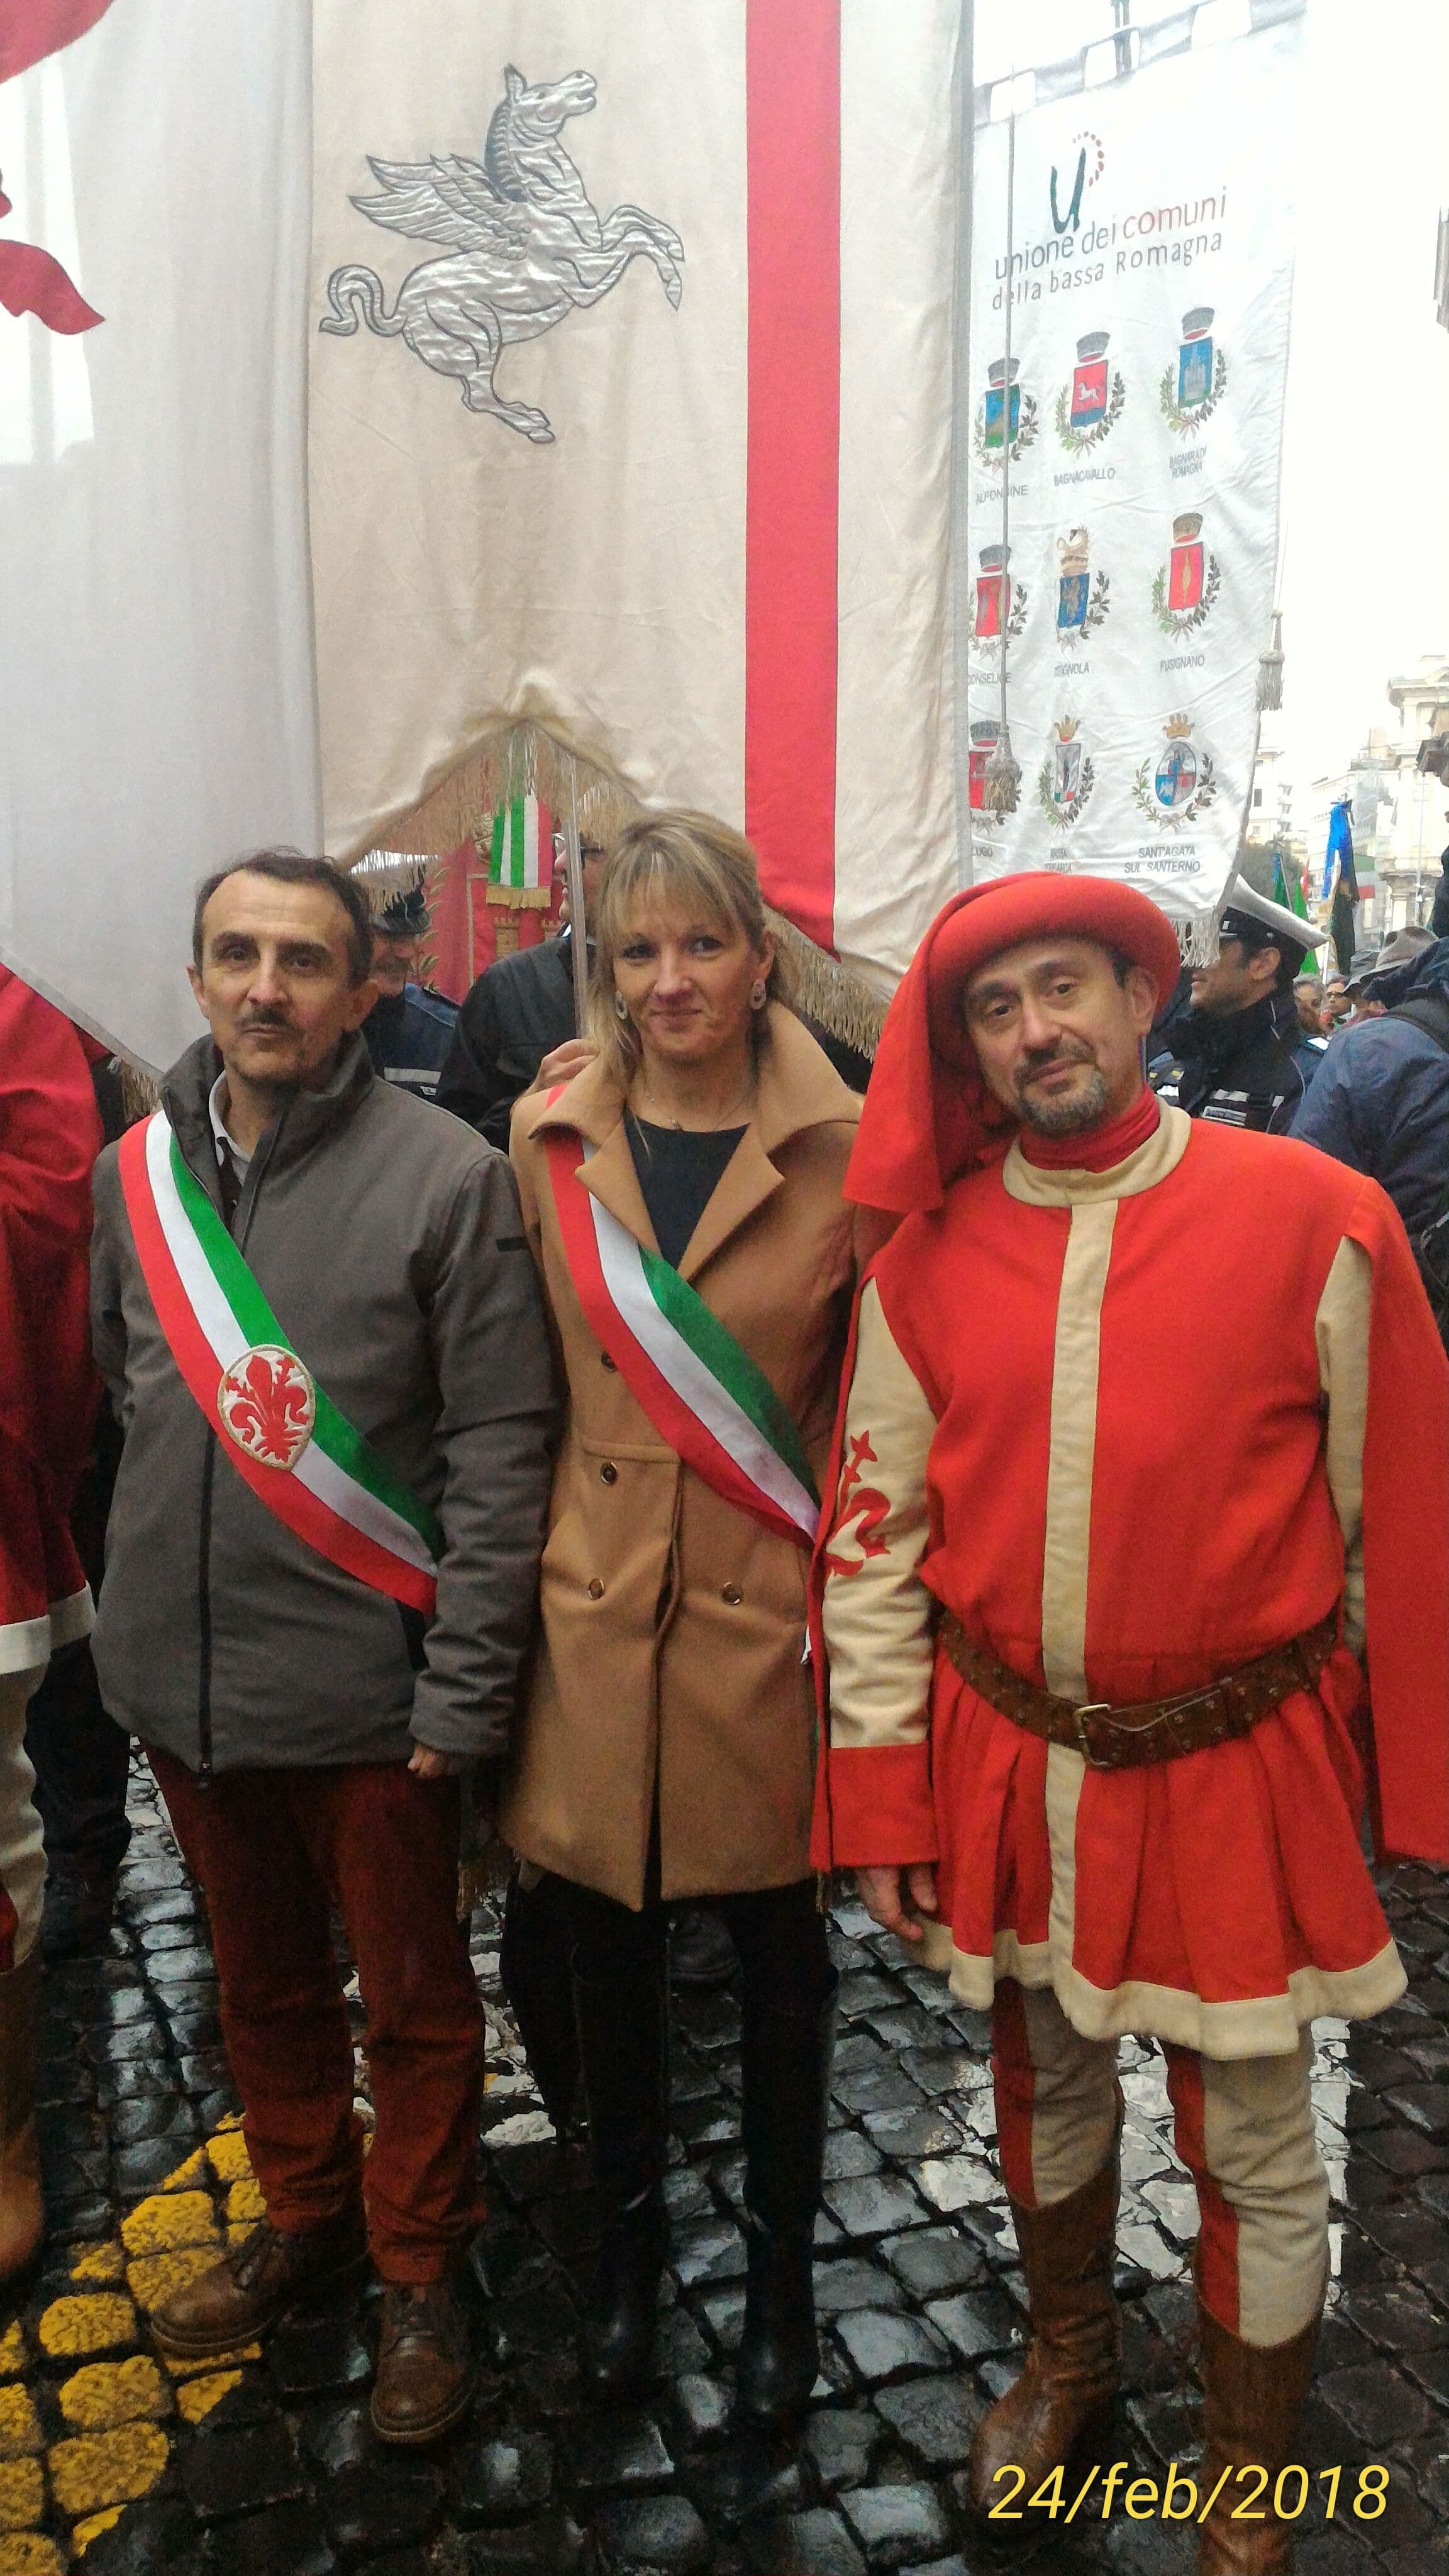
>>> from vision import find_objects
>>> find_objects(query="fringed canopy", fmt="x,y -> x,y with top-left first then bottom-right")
348,716 -> 886,1059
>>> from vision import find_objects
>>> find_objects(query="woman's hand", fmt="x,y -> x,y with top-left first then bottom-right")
535,1038 -> 598,1091
408,1745 -> 463,1780
855,1863 -> 938,1944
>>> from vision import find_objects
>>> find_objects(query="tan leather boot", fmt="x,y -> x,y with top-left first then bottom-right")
0,1951 -> 43,2286
1197,2298 -> 1319,2573
151,2204 -> 369,2358
967,2149 -> 1121,2516
370,2280 -> 475,2444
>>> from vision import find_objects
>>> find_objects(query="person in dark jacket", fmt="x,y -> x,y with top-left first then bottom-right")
435,842 -> 606,1146
1430,847 -> 1449,943
1292,931 -> 1449,1245
360,883 -> 459,1104
91,852 -> 557,2443
1150,877 -> 1327,1133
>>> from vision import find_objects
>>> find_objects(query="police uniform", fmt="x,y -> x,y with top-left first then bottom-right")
362,982 -> 459,1105
1150,882 -> 1328,1136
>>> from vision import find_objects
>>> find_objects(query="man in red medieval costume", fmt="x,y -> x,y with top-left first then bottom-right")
0,965 -> 102,2281
813,875 -> 1449,2575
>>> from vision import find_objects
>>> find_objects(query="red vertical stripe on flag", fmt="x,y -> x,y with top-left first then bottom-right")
745,0 -> 840,958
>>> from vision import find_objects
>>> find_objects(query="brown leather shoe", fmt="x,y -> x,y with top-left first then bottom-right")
0,1953 -> 43,2286
967,2148 -> 1121,2517
150,2203 -> 369,2359
1197,2296 -> 1320,2572
370,2280 -> 475,2445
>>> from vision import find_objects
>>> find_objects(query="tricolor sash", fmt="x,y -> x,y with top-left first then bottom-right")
118,1113 -> 441,1613
543,1126 -> 819,1548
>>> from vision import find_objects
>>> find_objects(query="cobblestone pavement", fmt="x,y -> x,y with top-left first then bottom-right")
2,1767 -> 1446,2573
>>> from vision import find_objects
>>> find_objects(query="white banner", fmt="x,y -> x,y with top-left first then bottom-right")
310,0 -> 962,989
964,8 -> 1302,945
0,0 -> 320,1073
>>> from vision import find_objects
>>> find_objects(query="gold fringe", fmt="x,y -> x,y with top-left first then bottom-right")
118,1059 -> 162,1123
1176,917 -> 1219,967
342,717 -> 643,867
347,715 -> 885,1058
766,910 -> 886,1058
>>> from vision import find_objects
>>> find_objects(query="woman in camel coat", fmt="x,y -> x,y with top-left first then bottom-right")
501,810 -> 859,2428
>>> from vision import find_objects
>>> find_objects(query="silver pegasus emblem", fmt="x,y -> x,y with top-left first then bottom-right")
319,64 -> 684,444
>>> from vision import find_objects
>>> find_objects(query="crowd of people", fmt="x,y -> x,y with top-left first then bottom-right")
1,821 -> 1446,2572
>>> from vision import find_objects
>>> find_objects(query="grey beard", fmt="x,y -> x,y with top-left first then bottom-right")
1017,1065 -> 1110,1136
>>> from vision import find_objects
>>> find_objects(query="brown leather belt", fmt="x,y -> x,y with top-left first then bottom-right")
940,1611 -> 1338,1772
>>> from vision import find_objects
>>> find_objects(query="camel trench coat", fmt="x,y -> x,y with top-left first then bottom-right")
500,1006 -> 860,1908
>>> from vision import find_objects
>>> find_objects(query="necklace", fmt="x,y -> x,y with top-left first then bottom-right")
632,1075 -> 755,1133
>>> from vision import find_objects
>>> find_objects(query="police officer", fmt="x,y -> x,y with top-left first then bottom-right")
1150,876 -> 1328,1134
361,884 -> 458,1104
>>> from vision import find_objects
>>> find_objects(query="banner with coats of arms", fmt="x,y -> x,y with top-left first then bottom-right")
965,6 -> 1303,948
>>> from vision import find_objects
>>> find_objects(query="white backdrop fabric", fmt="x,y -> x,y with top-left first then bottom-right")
0,0 -> 319,1072
965,13 -> 1301,945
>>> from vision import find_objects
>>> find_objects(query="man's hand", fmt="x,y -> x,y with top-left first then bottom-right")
535,1038 -> 597,1091
855,1863 -> 939,1945
408,1745 -> 463,1780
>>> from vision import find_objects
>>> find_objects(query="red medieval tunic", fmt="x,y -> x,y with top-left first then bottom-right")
814,1100 -> 1449,2060
0,966 -> 100,1676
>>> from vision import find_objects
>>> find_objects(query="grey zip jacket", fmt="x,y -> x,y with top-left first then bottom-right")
90,1033 -> 557,1775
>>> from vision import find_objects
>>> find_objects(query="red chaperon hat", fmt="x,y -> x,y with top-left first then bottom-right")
847,874 -> 1183,1216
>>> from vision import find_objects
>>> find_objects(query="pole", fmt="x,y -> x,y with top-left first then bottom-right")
1112,0 -> 1132,76
997,107 -> 1014,760
564,754 -> 591,1036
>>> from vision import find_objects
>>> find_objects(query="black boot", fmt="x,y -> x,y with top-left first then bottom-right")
735,1975 -> 839,2430
500,1871 -> 582,2141
571,1950 -> 670,2403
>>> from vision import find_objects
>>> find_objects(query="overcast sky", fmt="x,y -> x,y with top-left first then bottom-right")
972,0 -> 1449,803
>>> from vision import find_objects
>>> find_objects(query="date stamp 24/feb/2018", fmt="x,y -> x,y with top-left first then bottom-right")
986,2462 -> 1391,2524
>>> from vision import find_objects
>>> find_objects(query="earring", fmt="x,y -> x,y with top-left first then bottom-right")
750,979 -> 767,1009
613,991 -> 630,1023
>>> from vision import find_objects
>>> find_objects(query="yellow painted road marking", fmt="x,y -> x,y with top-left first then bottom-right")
35,2298 -> 136,2362
71,2509 -> 123,2552
0,2535 -> 65,2572
121,2192 -> 219,2258
0,2460 -> 45,2533
0,2394 -> 41,2463
58,2357 -> 169,2433
175,2368 -> 243,2424
48,2423 -> 168,2519
68,2245 -> 124,2286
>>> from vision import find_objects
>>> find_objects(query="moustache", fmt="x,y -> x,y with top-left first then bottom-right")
235,1011 -> 299,1035
1014,1040 -> 1096,1093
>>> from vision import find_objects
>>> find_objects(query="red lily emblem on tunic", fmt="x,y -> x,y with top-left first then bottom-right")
217,1346 -> 316,1472
0,0 -> 116,336
823,1431 -> 892,1579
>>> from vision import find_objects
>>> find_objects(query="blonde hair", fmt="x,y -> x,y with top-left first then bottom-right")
587,808 -> 794,1084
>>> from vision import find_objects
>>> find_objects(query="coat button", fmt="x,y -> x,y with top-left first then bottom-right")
588,1579 -> 605,1599
601,1352 -> 618,1371
600,1462 -> 618,1485
721,1583 -> 743,1606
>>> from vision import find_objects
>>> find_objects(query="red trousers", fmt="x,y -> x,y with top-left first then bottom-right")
150,1750 -> 486,2283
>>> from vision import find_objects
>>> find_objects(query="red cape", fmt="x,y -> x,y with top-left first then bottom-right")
0,967 -> 101,1638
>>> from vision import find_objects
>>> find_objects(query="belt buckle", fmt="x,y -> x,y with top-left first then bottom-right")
1073,1703 -> 1114,1768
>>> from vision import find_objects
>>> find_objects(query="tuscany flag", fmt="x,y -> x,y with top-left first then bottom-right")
309,1 -> 963,991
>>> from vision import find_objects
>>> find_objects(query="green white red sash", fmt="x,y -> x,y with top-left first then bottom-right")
543,1125 -> 819,1547
118,1113 -> 441,1614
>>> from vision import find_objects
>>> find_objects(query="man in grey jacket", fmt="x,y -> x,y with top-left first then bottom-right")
91,852 -> 556,2443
